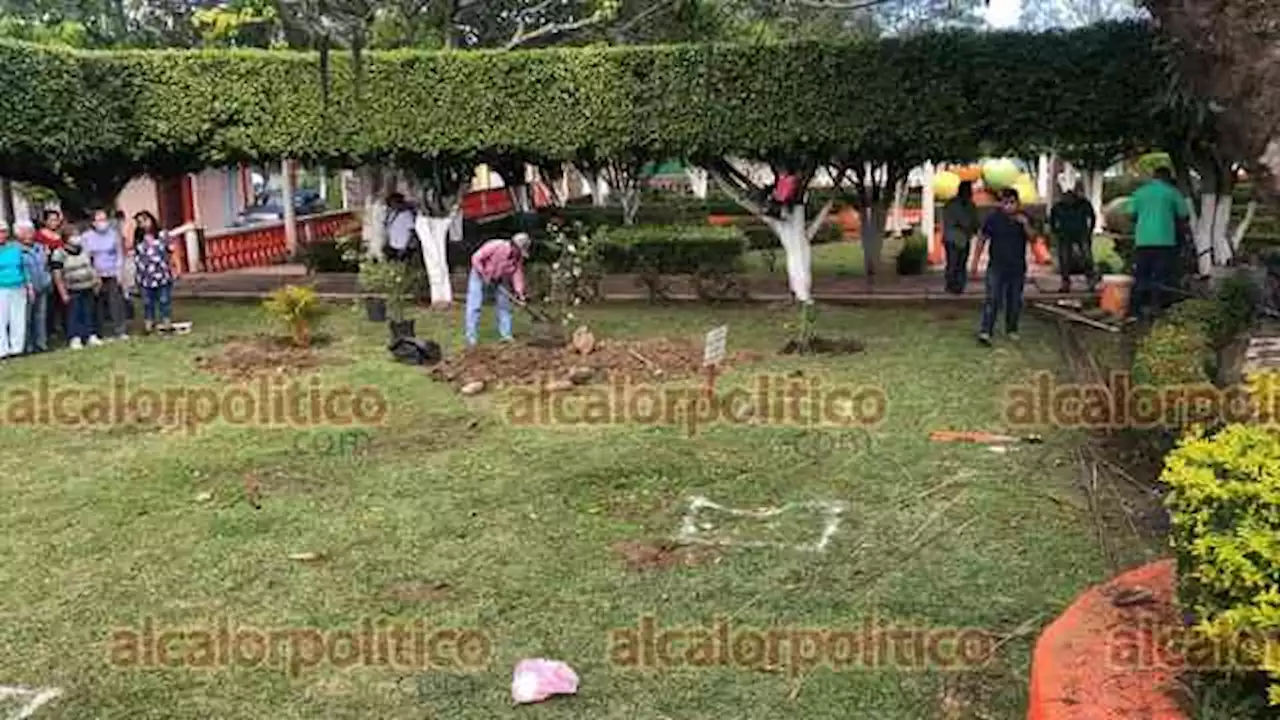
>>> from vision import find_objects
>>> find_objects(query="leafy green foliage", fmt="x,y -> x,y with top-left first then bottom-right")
263,284 -> 326,346
1162,420 -> 1280,707
356,258 -> 419,321
596,224 -> 745,275
895,232 -> 929,275
0,21 -> 1167,200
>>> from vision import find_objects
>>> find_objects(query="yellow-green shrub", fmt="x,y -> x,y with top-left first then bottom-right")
1162,420 -> 1280,706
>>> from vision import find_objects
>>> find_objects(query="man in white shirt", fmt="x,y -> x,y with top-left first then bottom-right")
384,193 -> 416,261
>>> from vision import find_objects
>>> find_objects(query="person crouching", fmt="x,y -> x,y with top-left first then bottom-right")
465,233 -> 530,347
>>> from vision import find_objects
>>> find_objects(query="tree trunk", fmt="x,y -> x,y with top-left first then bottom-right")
586,172 -> 609,207
1084,170 -> 1106,230
859,203 -> 889,279
359,166 -> 388,260
282,158 -> 298,254
509,183 -> 534,214
687,167 -> 709,199
416,213 -> 456,306
1,178 -> 14,227
620,189 -> 640,225
769,206 -> 812,303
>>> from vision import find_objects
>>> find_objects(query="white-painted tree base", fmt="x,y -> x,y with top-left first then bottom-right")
676,495 -> 846,553
362,199 -> 388,261
0,686 -> 62,719
416,215 -> 456,306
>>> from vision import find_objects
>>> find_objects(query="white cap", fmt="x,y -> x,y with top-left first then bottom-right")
14,220 -> 34,232
512,233 -> 531,256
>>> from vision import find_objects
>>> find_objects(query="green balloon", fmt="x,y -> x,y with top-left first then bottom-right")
982,159 -> 1020,190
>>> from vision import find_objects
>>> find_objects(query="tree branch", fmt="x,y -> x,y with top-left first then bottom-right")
504,7 -> 607,50
709,163 -> 765,218
806,199 -> 836,241
1230,199 -> 1258,256
789,0 -> 903,9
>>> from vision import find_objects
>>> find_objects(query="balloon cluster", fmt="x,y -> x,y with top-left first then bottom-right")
933,158 -> 1039,204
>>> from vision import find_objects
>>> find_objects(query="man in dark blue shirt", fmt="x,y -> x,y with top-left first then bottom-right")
970,188 -> 1034,346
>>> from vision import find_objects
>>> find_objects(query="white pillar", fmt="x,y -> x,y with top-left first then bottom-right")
1042,153 -> 1058,210
281,158 -> 298,253
922,162 -> 936,262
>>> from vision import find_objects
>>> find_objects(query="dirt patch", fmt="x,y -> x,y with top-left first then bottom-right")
194,334 -> 326,380
381,580 -> 452,603
431,337 -> 763,388
612,540 -> 719,572
780,336 -> 865,355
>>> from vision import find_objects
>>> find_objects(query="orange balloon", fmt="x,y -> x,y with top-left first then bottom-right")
955,165 -> 983,182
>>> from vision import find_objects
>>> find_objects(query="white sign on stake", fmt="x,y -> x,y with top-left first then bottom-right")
703,325 -> 728,367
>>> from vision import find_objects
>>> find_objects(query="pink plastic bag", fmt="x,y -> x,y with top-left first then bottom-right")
511,658 -> 579,704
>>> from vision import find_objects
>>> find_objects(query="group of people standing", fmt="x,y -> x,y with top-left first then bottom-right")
0,208 -> 178,357
940,168 -> 1192,346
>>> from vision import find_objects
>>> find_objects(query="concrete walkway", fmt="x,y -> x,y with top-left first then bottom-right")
172,264 -> 1093,304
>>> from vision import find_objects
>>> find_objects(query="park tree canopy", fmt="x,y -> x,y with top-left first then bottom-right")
0,20 -> 1168,187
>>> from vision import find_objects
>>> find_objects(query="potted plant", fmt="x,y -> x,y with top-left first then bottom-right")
357,260 -> 418,339
357,260 -> 389,322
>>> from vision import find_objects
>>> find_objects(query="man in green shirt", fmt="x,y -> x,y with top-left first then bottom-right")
1127,167 -> 1190,320
1049,184 -> 1097,294
941,181 -> 980,294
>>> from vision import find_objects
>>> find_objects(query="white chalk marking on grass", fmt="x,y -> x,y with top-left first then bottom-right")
0,685 -> 63,719
677,495 -> 846,553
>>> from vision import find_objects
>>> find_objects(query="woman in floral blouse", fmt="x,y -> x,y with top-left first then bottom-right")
131,211 -> 175,334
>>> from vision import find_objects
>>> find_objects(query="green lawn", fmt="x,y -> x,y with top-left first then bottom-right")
0,300 -> 1161,719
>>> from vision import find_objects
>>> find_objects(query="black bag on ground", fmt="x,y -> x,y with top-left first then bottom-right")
388,337 -> 441,366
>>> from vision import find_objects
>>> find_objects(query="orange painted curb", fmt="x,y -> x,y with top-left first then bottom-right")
1027,559 -> 1188,720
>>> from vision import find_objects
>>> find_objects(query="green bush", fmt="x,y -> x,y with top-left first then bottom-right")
1213,274 -> 1261,345
0,22 -> 1166,193
295,236 -> 360,273
596,225 -> 745,275
1133,316 -> 1214,389
1161,421 -> 1280,707
895,233 -> 929,276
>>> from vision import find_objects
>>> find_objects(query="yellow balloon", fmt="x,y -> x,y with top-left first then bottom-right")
1013,178 -> 1038,204
933,171 -> 961,200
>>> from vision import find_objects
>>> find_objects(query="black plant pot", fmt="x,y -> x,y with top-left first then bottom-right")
365,296 -> 387,322
388,319 -> 416,340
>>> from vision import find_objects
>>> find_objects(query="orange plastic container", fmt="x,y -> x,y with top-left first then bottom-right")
1099,275 -> 1133,318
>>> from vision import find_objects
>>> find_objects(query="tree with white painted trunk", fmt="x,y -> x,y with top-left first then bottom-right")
403,155 -> 474,308
708,158 -> 835,349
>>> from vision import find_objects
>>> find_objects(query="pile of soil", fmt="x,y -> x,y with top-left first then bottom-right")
611,541 -> 719,572
194,335 -> 325,380
430,337 -> 762,388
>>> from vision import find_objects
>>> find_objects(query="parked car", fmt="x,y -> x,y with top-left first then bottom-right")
233,189 -> 326,226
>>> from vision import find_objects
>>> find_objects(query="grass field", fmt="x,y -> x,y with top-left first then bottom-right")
0,300 -> 1163,719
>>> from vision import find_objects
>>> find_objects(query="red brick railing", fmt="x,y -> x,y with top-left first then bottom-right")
192,183 -> 555,273
198,210 -> 357,272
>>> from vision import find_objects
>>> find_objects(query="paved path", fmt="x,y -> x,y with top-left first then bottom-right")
173,265 -> 1094,304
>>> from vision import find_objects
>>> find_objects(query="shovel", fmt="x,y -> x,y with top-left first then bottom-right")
929,430 -> 1044,444
496,285 -> 565,347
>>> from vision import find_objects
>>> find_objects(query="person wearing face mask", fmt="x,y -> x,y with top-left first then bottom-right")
80,209 -> 129,340
38,210 -> 68,344
17,222 -> 52,353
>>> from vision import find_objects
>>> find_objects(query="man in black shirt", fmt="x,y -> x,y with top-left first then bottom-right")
970,188 -> 1034,346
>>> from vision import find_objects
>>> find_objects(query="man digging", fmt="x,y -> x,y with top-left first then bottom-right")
464,233 -> 530,348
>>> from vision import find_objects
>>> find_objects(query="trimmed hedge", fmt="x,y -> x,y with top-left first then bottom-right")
0,22 -> 1165,183
596,225 -> 745,275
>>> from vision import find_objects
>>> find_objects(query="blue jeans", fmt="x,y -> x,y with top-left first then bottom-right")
979,268 -> 1026,336
142,284 -> 173,322
464,270 -> 512,346
67,290 -> 97,342
1129,247 -> 1176,320
26,289 -> 49,352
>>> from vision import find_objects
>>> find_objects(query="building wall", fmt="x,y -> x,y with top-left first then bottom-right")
194,168 -> 237,229
116,176 -> 159,222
